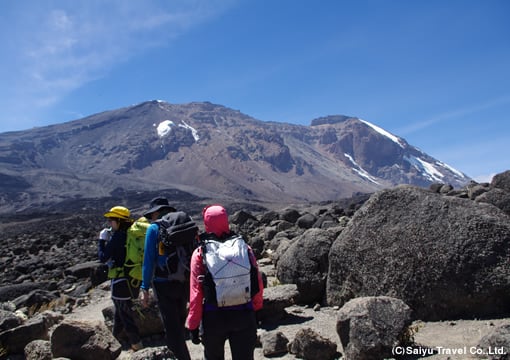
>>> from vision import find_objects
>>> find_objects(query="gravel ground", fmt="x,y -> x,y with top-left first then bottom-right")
67,287 -> 509,360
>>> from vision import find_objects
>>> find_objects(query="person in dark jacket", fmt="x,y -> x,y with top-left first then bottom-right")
139,197 -> 192,360
98,206 -> 143,351
186,204 -> 264,360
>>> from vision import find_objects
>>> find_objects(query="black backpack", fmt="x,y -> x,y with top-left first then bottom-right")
157,211 -> 199,283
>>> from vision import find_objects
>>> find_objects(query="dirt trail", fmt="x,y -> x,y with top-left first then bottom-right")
66,288 -> 509,360
410,318 -> 509,360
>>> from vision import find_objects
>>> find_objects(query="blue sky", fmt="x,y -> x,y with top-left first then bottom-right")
0,0 -> 508,182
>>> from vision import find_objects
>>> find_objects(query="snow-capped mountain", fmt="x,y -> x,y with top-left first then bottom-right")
0,100 -> 470,214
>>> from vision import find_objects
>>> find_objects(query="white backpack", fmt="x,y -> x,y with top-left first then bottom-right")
202,235 -> 253,307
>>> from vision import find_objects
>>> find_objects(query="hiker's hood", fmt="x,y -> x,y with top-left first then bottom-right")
203,205 -> 229,238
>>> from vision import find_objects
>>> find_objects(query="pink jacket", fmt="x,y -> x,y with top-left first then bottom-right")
186,244 -> 264,330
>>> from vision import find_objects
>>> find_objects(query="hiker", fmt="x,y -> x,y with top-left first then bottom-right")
186,205 -> 264,360
139,197 -> 192,360
98,206 -> 143,351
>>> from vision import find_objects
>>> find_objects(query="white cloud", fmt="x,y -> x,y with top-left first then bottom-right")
398,94 -> 510,136
0,0 -> 235,130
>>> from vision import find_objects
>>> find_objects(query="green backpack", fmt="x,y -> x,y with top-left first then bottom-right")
124,216 -> 150,288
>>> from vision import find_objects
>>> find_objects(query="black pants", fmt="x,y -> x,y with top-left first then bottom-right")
112,298 -> 141,346
202,309 -> 257,360
153,281 -> 191,360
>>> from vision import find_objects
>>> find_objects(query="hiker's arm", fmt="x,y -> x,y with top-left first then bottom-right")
141,223 -> 159,290
186,248 -> 204,330
98,231 -> 121,263
248,247 -> 264,311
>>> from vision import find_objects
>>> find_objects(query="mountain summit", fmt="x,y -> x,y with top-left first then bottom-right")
0,100 -> 469,213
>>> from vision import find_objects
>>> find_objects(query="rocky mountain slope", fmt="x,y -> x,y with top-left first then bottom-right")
0,100 -> 470,214
0,171 -> 508,359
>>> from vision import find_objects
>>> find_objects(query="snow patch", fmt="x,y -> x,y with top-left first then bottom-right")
436,160 -> 465,178
359,119 -> 405,148
156,120 -> 174,137
155,119 -> 200,142
405,155 -> 445,182
179,121 -> 200,141
344,153 -> 380,184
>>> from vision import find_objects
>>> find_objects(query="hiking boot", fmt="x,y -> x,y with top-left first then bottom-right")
131,342 -> 143,351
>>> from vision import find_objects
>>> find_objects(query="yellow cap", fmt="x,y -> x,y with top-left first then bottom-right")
104,206 -> 131,219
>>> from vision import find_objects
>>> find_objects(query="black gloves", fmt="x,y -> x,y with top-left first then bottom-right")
190,328 -> 201,344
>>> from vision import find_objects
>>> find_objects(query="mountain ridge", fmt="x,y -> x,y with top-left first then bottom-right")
0,100 -> 470,214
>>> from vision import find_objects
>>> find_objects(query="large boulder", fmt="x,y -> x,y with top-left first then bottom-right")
0,283 -> 51,303
257,284 -> 299,323
130,346 -> 175,360
12,289 -> 59,309
288,327 -> 338,360
50,319 -> 122,360
476,323 -> 510,360
476,188 -> 510,216
279,208 -> 301,223
0,309 -> 22,331
24,339 -> 52,360
296,213 -> 317,229
336,296 -> 412,360
491,170 -> 510,192
65,261 -> 108,286
260,331 -> 290,357
277,228 -> 335,304
327,185 -> 510,320
0,311 -> 63,356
